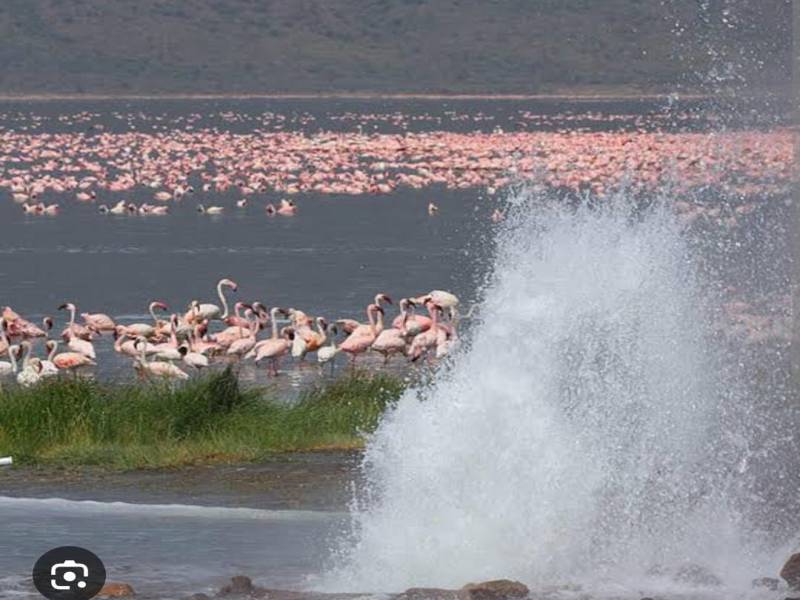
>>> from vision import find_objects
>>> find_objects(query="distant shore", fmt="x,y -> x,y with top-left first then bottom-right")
0,90 -> 715,103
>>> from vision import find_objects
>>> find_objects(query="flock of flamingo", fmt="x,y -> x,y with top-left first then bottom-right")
0,279 -> 462,386
0,106 -> 790,220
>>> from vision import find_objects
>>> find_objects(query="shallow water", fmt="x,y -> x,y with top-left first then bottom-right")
0,496 -> 344,599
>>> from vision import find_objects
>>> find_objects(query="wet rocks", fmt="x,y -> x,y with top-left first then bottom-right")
781,553 -> 800,590
459,580 -> 530,600
398,589 -> 461,600
219,576 -> 255,596
97,582 -> 136,597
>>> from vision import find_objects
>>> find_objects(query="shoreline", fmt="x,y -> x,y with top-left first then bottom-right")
0,91 -> 715,102
0,451 -> 361,511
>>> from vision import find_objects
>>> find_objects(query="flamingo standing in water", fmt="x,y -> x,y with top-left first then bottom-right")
81,310 -> 116,334
0,323 -> 18,377
247,307 -> 292,376
277,199 -> 297,216
337,294 -> 392,336
179,344 -> 209,370
340,304 -> 384,364
40,340 -> 60,377
59,303 -> 96,340
188,278 -> 238,323
133,338 -> 188,380
317,323 -> 340,371
226,309 -> 260,360
372,298 -> 413,362
407,300 -> 443,362
16,342 -> 43,387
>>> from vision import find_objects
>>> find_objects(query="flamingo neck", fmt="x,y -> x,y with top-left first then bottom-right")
218,283 -> 230,319
270,309 -> 280,340
7,345 -> 17,371
48,343 -> 57,361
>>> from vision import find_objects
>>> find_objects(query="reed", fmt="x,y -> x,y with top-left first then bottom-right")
0,368 -> 404,469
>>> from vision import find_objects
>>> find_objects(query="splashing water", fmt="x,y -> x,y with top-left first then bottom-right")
324,188 -> 795,594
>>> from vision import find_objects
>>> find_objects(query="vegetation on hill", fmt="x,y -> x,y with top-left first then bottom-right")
0,0 -> 790,96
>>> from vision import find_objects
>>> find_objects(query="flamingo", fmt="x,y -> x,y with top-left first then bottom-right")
339,294 -> 392,337
340,304 -> 384,364
277,199 -> 297,216
16,342 -> 43,387
81,311 -> 116,333
179,345 -> 209,370
0,320 -> 11,356
392,298 -> 432,336
247,307 -> 292,376
39,340 -> 60,377
133,338 -> 189,380
0,339 -> 18,378
118,301 -> 167,339
317,324 -> 340,371
416,290 -> 460,321
189,278 -> 238,323
150,315 -> 183,361
407,300 -> 443,362
428,201 -> 439,215
226,309 -> 260,359
197,204 -> 224,215
64,329 -> 96,359
372,299 -> 412,362
59,303 -> 95,340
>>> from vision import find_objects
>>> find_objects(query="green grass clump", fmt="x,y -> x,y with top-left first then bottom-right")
0,368 -> 405,469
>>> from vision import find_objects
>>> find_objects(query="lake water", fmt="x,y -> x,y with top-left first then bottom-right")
0,97 -> 790,384
0,97 -> 795,597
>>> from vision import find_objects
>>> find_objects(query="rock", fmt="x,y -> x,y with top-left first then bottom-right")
184,595 -> 211,600
781,553 -> 800,590
97,582 -> 136,598
752,577 -> 781,591
672,564 -> 722,587
459,580 -> 529,600
399,589 -> 460,600
220,575 -> 255,596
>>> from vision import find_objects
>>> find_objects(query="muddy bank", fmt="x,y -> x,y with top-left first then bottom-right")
0,451 -> 361,511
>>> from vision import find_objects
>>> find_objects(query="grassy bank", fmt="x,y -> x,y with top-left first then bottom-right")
0,369 -> 405,469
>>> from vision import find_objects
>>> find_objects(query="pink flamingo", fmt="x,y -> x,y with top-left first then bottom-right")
407,300 -> 443,362
340,304 -> 384,364
247,307 -> 293,376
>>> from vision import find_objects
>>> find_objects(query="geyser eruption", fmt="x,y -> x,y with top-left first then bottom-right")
327,189 -> 789,593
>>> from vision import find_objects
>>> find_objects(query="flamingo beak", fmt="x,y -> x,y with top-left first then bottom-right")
58,303 -> 68,310
381,295 -> 394,305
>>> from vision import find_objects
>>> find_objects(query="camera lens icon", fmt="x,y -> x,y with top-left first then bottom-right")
51,559 -> 89,590
33,547 -> 106,600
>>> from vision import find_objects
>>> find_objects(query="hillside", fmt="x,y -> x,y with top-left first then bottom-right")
0,0 -> 791,96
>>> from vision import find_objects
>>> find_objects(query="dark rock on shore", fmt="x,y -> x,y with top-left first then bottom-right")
459,580 -> 530,600
781,553 -> 800,590
219,576 -> 255,596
